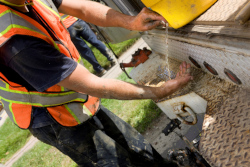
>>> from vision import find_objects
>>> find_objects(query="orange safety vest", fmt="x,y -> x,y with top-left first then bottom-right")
0,0 -> 100,129
60,13 -> 78,28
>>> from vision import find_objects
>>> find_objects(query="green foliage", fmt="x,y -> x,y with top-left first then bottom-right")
101,68 -> 162,133
82,38 -> 138,74
10,38 -> 162,166
108,38 -> 138,56
0,118 -> 31,164
101,99 -> 162,133
12,142 -> 77,167
116,67 -> 135,83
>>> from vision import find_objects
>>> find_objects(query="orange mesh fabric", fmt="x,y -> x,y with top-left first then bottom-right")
84,96 -> 100,115
12,103 -> 32,129
47,105 -> 79,127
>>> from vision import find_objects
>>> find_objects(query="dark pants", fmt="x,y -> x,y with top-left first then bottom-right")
29,105 -> 177,167
68,19 -> 112,73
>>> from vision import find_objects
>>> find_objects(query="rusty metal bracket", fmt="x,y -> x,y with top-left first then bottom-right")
156,92 -> 207,123
173,103 -> 198,125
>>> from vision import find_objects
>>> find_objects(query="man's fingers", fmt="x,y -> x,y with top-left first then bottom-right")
177,61 -> 192,77
138,7 -> 167,31
142,7 -> 166,20
182,61 -> 187,74
145,20 -> 162,30
179,63 -> 183,76
186,63 -> 191,74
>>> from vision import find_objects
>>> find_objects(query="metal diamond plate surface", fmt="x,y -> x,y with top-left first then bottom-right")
141,33 -> 250,88
168,40 -> 250,86
140,31 -> 250,166
199,89 -> 250,167
195,0 -> 248,22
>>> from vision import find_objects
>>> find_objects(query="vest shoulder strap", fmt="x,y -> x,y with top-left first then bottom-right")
39,0 -> 59,14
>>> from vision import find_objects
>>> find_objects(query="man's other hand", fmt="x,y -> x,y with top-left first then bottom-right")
130,7 -> 167,31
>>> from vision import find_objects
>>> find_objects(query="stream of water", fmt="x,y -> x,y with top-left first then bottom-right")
165,22 -> 172,81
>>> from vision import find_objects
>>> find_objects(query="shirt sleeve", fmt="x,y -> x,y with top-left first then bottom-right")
52,0 -> 63,8
2,35 -> 78,92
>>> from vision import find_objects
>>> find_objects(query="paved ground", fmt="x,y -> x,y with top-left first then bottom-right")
1,38 -> 201,166
0,109 -> 7,127
103,38 -> 149,79
1,38 -> 150,167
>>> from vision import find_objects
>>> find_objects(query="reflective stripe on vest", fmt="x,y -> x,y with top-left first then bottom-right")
0,1 -> 100,129
60,13 -> 78,28
0,9 -> 45,37
1,100 -> 32,129
1,99 -> 93,129
0,8 -> 58,49
0,80 -> 87,107
0,77 -> 90,129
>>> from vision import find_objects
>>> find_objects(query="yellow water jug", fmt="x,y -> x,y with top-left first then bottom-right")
141,0 -> 217,29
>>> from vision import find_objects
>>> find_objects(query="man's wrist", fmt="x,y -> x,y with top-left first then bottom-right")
119,15 -> 135,30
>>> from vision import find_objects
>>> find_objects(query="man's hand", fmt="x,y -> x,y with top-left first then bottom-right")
130,7 -> 167,31
58,61 -> 193,101
59,1 -> 167,32
154,62 -> 193,100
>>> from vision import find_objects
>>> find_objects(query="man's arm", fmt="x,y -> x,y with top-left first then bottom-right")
58,0 -> 166,31
57,0 -> 191,100
58,62 -> 192,100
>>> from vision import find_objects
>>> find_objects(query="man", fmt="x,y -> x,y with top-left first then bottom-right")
0,0 -> 193,166
60,14 -> 115,76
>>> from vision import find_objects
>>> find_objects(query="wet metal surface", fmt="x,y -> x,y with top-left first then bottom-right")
131,20 -> 250,166
141,31 -> 250,88
199,89 -> 250,167
131,52 -> 250,166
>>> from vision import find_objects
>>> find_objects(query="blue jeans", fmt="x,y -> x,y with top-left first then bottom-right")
29,105 -> 177,167
68,19 -> 113,73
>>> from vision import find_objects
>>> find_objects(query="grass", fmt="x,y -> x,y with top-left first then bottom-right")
82,38 -> 138,73
12,142 -> 77,167
101,68 -> 162,133
12,68 -> 162,167
11,69 -> 162,167
0,38 -> 138,165
7,38 -> 163,167
0,118 -> 32,164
